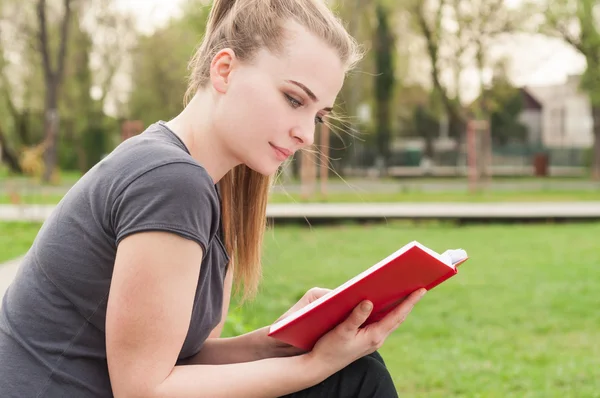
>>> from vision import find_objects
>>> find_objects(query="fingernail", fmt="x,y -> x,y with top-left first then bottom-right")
420,289 -> 427,297
362,301 -> 373,312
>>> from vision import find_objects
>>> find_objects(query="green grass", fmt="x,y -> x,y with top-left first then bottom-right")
228,222 -> 600,396
0,193 -> 67,205
0,222 -> 42,263
2,221 -> 599,396
0,169 -> 81,184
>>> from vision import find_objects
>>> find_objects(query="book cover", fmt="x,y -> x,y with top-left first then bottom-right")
267,241 -> 468,351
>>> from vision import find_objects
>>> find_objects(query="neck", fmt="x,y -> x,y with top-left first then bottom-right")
165,90 -> 240,183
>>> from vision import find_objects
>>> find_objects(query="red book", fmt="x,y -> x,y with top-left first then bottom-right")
268,241 -> 468,351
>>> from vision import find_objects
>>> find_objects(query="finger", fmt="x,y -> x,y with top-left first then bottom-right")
379,288 -> 426,331
307,287 -> 332,302
340,300 -> 373,332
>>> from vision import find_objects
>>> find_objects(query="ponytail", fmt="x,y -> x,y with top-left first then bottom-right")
219,165 -> 272,302
205,0 -> 236,34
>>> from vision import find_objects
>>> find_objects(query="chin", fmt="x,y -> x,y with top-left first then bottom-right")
242,160 -> 280,177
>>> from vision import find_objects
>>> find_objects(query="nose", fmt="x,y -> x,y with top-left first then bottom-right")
290,124 -> 315,148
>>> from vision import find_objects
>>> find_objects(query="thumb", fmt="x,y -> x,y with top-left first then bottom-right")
342,301 -> 373,332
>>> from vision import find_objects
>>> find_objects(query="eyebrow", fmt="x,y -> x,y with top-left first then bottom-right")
287,80 -> 333,112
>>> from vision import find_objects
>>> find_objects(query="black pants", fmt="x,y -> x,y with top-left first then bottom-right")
281,352 -> 398,398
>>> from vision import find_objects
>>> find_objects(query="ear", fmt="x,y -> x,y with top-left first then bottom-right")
210,48 -> 236,94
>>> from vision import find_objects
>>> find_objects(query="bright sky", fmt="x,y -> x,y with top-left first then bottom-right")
114,0 -> 185,35
114,0 -> 587,98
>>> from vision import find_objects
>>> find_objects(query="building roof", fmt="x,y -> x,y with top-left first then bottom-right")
519,87 -> 543,110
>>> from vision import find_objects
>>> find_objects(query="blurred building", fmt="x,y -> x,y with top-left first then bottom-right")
521,74 -> 593,149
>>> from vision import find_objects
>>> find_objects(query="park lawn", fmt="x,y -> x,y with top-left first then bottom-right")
0,193 -> 66,205
1,221 -> 599,396
228,222 -> 600,397
0,222 -> 43,263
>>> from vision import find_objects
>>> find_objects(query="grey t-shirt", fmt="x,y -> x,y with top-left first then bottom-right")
0,122 -> 230,397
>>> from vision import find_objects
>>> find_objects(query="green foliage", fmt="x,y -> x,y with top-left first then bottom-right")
489,94 -> 529,146
544,0 -> 600,105
374,4 -> 395,103
373,2 -> 396,167
411,104 -> 439,158
127,2 -> 211,127
473,64 -> 529,146
81,125 -> 109,170
576,0 -> 600,106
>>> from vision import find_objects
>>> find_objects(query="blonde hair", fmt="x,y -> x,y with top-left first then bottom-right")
186,0 -> 363,301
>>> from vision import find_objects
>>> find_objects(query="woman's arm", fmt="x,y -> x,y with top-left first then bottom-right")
106,231 -> 333,398
181,326 -> 297,365
187,287 -> 334,365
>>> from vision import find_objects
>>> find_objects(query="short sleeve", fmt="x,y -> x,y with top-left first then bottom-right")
111,162 -> 219,254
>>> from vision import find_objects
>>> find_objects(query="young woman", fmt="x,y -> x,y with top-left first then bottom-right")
0,0 -> 426,397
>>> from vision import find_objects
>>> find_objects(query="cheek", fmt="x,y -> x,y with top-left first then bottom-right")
224,82 -> 288,140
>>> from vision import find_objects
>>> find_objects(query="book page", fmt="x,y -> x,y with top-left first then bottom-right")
440,249 -> 468,266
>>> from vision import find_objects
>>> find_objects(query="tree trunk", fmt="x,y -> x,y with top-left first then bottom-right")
42,83 -> 60,182
0,125 -> 22,173
375,100 -> 391,176
16,110 -> 33,146
37,0 -> 72,183
592,105 -> 600,180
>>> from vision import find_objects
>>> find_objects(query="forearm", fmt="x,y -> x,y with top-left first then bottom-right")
154,354 -> 329,398
182,327 -> 273,365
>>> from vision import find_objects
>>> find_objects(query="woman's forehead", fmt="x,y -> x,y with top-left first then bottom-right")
260,24 -> 345,101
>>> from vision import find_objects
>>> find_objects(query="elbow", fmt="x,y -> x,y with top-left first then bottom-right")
110,379 -> 165,398
112,387 -> 157,398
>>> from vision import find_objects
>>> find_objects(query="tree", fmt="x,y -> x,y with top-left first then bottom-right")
410,0 -> 526,151
410,0 -> 467,147
58,6 -> 95,172
59,0 -> 134,172
412,103 -> 440,159
36,0 -> 74,182
0,0 -> 46,173
373,2 -> 395,173
543,0 -> 600,179
127,2 -> 210,127
0,0 -> 129,175
485,77 -> 529,146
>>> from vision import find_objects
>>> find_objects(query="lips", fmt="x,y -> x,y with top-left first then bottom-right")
270,143 -> 293,160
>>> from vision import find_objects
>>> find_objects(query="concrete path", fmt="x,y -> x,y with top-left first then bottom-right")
0,257 -> 22,300
0,205 -> 56,222
4,202 -> 600,223
266,202 -> 600,220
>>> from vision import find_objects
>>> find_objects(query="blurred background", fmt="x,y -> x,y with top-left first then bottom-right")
0,0 -> 597,189
1,0 -> 599,396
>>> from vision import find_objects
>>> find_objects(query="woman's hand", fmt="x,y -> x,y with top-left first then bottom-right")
255,287 -> 332,359
275,287 -> 332,323
308,288 -> 427,373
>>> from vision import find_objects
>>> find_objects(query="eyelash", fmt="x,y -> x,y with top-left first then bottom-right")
285,94 -> 324,125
